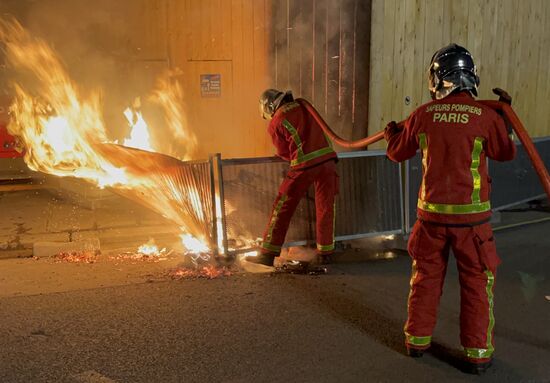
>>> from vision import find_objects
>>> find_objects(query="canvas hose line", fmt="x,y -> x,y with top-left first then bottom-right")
298,91 -> 550,202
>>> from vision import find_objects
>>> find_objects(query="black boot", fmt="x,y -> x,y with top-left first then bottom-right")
406,348 -> 424,358
462,359 -> 492,375
244,253 -> 276,267
317,253 -> 334,265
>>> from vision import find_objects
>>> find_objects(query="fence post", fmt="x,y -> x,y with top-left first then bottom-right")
214,153 -> 231,263
208,154 -> 219,257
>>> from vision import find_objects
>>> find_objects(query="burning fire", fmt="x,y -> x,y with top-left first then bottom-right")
137,239 -> 166,256
2,19 -> 133,188
0,19 -> 219,256
123,104 -> 155,153
180,233 -> 209,254
150,74 -> 198,160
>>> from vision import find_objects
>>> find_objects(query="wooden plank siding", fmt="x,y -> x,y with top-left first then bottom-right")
145,0 -> 372,157
10,0 -> 547,159
369,0 -> 550,143
269,0 -> 372,147
140,0 -> 273,158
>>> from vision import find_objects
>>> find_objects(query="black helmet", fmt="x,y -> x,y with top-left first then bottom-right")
428,43 -> 480,100
259,89 -> 293,120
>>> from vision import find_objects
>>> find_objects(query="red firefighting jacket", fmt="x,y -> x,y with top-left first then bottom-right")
386,91 -> 516,224
269,101 -> 337,170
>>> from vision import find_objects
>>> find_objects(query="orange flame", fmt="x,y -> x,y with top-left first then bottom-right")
137,239 -> 166,256
123,105 -> 155,153
150,74 -> 198,160
1,19 -> 216,254
2,20 -> 134,188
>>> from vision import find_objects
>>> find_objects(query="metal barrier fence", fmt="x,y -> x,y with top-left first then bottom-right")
211,135 -> 550,256
489,137 -> 550,210
217,151 -> 404,255
406,136 -> 550,231
109,156 -> 219,251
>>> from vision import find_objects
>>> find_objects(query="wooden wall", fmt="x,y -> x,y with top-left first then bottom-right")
3,0 -> 549,160
1,0 -> 274,159
143,0 -> 372,157
369,0 -> 550,144
141,0 -> 273,158
269,0 -> 371,142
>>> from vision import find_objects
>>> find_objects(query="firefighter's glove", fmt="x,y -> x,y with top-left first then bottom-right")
384,121 -> 402,141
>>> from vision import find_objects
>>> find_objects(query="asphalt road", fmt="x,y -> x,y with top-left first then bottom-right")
0,221 -> 549,382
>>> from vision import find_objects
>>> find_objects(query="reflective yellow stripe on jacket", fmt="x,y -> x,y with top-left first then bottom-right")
282,119 -> 333,167
417,135 -> 491,215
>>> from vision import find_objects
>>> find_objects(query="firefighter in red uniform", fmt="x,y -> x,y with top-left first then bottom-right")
384,44 -> 516,374
245,89 -> 338,267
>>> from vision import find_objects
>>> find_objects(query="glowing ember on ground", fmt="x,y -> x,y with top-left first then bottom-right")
54,252 -> 98,263
167,265 -> 231,280
45,249 -> 234,281
108,252 -> 172,263
50,248 -> 176,264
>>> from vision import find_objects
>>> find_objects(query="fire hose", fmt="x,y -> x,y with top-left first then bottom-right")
479,88 -> 550,201
297,98 -> 386,149
298,90 -> 550,201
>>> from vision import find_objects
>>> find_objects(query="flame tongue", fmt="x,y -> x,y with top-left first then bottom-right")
180,233 -> 209,254
137,239 -> 165,256
151,76 -> 198,160
3,19 -> 129,188
123,107 -> 155,152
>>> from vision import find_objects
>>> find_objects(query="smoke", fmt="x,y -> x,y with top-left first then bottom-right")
269,0 -> 369,139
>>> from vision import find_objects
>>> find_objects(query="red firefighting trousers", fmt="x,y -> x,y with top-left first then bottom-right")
405,220 -> 500,363
261,160 -> 338,255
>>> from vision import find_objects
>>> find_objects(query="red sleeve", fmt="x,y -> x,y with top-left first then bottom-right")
268,120 -> 291,161
485,113 -> 516,162
386,112 -> 419,162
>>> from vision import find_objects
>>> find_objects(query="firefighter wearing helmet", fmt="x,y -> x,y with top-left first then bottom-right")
384,44 -> 516,374
245,89 -> 338,266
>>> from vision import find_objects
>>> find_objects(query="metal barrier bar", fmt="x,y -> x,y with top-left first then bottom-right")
215,153 -> 229,258
218,151 -> 404,255
215,136 -> 550,255
208,155 -> 219,257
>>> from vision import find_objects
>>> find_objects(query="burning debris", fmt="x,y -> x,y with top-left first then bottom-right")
50,248 -> 175,265
136,238 -> 167,257
167,265 -> 232,280
108,251 -> 171,264
53,251 -> 97,264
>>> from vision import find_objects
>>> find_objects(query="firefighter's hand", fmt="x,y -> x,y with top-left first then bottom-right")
384,121 -> 402,141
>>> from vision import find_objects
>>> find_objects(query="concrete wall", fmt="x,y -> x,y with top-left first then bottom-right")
369,0 -> 550,143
